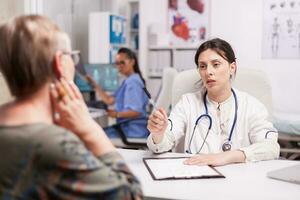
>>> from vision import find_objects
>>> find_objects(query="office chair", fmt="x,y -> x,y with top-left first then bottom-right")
171,68 -> 274,153
155,67 -> 178,112
109,118 -> 149,148
109,67 -> 178,149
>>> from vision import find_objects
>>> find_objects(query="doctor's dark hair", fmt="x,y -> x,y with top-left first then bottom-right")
194,38 -> 236,67
117,47 -> 146,86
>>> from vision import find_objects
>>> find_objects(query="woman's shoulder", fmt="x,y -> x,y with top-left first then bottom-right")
125,73 -> 143,85
35,124 -> 101,168
234,88 -> 260,102
33,123 -> 83,148
0,123 -> 85,164
180,91 -> 204,104
234,88 -> 266,110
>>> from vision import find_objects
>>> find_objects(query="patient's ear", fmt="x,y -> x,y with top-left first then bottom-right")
52,51 -> 63,79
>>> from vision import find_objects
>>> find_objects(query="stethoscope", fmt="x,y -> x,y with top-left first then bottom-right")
189,88 -> 238,153
169,88 -> 238,154
165,88 -> 278,154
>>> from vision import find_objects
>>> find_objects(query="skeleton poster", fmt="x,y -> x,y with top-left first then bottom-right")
168,0 -> 210,46
263,0 -> 300,58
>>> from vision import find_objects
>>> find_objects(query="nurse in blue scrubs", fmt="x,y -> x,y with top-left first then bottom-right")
86,47 -> 149,138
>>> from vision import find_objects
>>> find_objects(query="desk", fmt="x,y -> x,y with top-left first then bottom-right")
118,149 -> 300,200
89,107 -> 108,127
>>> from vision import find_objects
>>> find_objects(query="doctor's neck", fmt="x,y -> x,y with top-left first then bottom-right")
207,87 -> 232,103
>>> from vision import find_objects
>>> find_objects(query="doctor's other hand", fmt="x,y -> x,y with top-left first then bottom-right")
183,150 -> 246,167
147,108 -> 168,144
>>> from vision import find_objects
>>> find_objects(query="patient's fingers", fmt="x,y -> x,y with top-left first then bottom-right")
68,80 -> 84,100
60,78 -> 75,100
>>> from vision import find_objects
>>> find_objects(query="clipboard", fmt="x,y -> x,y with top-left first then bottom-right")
143,157 -> 225,181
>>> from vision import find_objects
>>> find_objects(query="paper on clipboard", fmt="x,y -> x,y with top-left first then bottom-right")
143,157 -> 225,180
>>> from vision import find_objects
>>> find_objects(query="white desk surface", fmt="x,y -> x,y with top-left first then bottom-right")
118,149 -> 300,200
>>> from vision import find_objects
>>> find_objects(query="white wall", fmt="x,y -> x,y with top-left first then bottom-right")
140,0 -> 168,76
0,0 -> 26,104
140,0 -> 300,116
211,0 -> 300,116
41,0 -> 128,63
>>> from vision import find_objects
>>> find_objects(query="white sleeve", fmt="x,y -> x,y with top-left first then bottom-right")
147,96 -> 188,153
239,98 -> 280,162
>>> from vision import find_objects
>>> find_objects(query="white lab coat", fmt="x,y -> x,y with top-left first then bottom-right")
147,89 -> 280,162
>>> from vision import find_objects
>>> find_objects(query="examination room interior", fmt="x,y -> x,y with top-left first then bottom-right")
1,0 -> 300,199
1,0 -> 300,164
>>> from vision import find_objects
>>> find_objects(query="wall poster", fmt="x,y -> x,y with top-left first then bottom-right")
168,0 -> 210,46
263,0 -> 300,58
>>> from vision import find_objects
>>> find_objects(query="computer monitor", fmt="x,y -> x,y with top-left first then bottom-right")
74,63 -> 119,93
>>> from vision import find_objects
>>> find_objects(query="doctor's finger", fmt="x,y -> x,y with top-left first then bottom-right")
149,120 -> 165,130
152,110 -> 166,121
158,108 -> 168,119
150,114 -> 166,124
147,124 -> 162,133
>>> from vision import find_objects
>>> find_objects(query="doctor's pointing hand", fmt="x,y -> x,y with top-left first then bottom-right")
146,38 -> 280,166
147,108 -> 169,143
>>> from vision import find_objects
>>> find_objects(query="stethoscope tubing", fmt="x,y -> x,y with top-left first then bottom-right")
188,88 -> 238,154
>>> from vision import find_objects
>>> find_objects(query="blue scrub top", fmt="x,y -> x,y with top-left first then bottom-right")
112,73 -> 149,138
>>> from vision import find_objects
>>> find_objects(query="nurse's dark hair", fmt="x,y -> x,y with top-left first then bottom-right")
194,38 -> 236,67
118,47 -> 146,86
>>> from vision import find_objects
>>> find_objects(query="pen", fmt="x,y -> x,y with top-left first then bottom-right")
143,87 -> 173,130
143,87 -> 158,110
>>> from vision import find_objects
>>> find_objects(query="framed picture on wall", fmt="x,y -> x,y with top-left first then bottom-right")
262,0 -> 300,59
168,0 -> 210,46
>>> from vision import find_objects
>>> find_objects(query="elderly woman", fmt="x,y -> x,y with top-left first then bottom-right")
0,15 -> 142,199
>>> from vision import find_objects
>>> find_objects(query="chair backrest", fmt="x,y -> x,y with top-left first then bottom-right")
172,68 -> 273,114
155,67 -> 178,112
172,69 -> 200,107
233,68 -> 273,115
171,68 -> 273,152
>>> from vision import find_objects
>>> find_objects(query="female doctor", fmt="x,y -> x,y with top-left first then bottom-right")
147,38 -> 280,166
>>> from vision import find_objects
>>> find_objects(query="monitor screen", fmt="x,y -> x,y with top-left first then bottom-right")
74,63 -> 119,93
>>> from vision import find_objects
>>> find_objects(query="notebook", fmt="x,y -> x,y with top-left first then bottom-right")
267,164 -> 300,184
143,157 -> 225,180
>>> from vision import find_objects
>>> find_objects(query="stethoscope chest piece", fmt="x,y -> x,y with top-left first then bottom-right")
222,141 -> 232,152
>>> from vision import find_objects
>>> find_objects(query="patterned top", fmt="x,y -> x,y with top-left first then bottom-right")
0,123 -> 142,200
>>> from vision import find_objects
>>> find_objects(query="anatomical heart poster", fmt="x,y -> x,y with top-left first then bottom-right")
168,0 -> 210,46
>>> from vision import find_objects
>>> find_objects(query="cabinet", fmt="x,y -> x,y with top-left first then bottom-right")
127,0 -> 139,54
147,46 -> 197,77
89,11 -> 126,64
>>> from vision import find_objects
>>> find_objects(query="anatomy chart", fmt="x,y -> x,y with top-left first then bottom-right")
263,0 -> 300,58
168,0 -> 209,46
